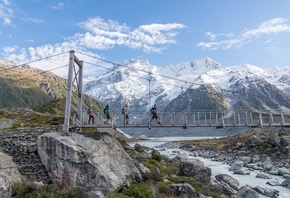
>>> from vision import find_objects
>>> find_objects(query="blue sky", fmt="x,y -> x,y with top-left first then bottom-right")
1,0 -> 290,77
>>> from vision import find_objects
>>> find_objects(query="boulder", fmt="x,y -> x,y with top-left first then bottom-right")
251,154 -> 261,163
239,156 -> 252,165
280,136 -> 290,146
0,151 -> 22,184
268,134 -> 280,148
170,183 -> 198,198
256,173 -> 272,179
253,186 -> 279,197
247,135 -> 262,147
282,146 -> 290,157
262,157 -> 273,171
215,174 -> 239,190
178,159 -> 211,182
266,180 -> 280,186
0,173 -> 11,198
278,167 -> 290,176
229,160 -> 244,172
180,144 -> 198,152
234,168 -> 250,175
237,185 -> 260,198
282,178 -> 290,189
133,161 -> 150,175
37,132 -> 141,196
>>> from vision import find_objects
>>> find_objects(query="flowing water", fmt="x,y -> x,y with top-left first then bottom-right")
131,136 -> 290,198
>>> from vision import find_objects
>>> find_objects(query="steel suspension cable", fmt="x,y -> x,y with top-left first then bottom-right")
0,51 -> 70,73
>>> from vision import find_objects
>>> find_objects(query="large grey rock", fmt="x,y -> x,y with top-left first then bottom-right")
0,152 -> 22,184
282,178 -> 290,189
253,186 -> 279,197
178,159 -> 211,182
262,157 -> 273,171
266,180 -> 280,186
251,154 -> 261,163
278,167 -> 290,176
268,134 -> 280,148
180,144 -> 198,152
215,174 -> 239,190
229,160 -> 244,172
282,146 -> 290,157
0,173 -> 11,198
0,119 -> 14,129
247,135 -> 262,147
171,183 -> 198,198
256,173 -> 272,179
280,136 -> 290,146
239,156 -> 252,165
215,174 -> 239,196
234,168 -> 250,175
237,185 -> 260,198
37,132 -> 141,196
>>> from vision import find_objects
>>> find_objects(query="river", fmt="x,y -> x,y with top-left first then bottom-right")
131,136 -> 290,198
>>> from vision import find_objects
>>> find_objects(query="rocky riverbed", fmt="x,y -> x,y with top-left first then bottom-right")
153,128 -> 290,197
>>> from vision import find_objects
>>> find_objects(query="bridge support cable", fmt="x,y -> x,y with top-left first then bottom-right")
63,50 -> 83,134
259,113 -> 263,128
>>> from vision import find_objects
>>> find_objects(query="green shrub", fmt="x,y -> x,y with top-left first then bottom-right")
142,161 -> 154,172
157,182 -> 170,194
134,144 -> 144,152
12,182 -> 86,198
116,138 -> 128,147
106,194 -> 130,198
151,153 -> 161,162
160,162 -> 179,176
122,184 -> 152,198
148,159 -> 160,168
11,121 -> 21,129
278,131 -> 286,136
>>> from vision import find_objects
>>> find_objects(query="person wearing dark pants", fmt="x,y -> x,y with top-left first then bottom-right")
88,105 -> 94,124
150,104 -> 161,124
123,104 -> 129,124
104,104 -> 110,124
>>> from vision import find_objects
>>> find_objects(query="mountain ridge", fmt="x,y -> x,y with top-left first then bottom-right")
83,57 -> 290,114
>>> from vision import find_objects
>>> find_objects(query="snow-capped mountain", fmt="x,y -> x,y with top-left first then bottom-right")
83,57 -> 290,114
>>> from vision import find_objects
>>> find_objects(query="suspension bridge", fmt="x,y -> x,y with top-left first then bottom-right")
4,50 -> 290,132
70,109 -> 290,130
62,50 -> 290,132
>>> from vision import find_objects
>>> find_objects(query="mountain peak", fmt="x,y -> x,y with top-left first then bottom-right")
124,57 -> 151,66
192,57 -> 222,70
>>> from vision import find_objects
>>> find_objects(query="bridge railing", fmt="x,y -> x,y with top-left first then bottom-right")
71,109 -> 290,127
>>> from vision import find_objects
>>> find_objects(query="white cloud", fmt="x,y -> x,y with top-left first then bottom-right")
77,17 -> 186,52
0,0 -> 14,26
1,16 -> 186,77
198,18 -> 290,50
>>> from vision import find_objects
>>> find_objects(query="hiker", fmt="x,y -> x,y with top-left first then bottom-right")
150,104 -> 161,124
103,104 -> 110,124
123,104 -> 129,124
88,105 -> 94,124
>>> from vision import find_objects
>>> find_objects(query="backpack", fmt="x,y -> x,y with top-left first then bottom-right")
121,108 -> 124,114
87,108 -> 90,114
150,108 -> 155,114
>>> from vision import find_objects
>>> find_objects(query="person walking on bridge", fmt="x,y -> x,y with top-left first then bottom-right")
103,104 -> 110,124
150,104 -> 161,124
123,104 -> 129,124
88,105 -> 94,125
